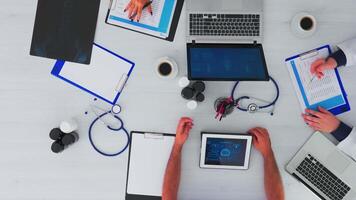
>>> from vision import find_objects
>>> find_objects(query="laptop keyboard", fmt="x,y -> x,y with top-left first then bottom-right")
189,13 -> 260,37
296,154 -> 351,200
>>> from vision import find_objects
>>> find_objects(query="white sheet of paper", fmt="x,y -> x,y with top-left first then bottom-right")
127,133 -> 175,196
286,47 -> 345,111
58,45 -> 133,102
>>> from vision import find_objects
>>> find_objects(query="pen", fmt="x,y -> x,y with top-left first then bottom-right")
309,75 -> 316,84
129,1 -> 153,21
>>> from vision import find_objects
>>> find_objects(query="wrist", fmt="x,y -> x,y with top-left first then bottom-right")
173,141 -> 184,150
326,57 -> 338,69
262,148 -> 274,159
330,119 -> 341,133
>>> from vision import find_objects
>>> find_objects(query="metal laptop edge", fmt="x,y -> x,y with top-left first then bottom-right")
286,133 -> 356,200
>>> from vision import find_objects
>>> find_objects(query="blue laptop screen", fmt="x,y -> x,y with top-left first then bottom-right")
187,44 -> 269,81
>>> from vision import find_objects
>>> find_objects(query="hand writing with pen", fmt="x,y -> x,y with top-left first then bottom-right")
124,0 -> 153,22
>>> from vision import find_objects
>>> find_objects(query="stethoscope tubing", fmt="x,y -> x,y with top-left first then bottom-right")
231,76 -> 280,112
88,110 -> 130,157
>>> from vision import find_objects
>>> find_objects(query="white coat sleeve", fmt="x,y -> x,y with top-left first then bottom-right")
337,128 -> 356,160
338,37 -> 356,67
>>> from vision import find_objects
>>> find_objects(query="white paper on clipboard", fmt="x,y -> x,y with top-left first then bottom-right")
51,44 -> 135,104
285,46 -> 346,112
127,132 -> 175,196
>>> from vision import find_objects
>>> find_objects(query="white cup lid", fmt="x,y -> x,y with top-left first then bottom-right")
178,77 -> 190,88
187,101 -> 198,110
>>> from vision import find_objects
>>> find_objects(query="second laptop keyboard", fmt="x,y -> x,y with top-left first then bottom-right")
189,13 -> 261,37
296,154 -> 351,200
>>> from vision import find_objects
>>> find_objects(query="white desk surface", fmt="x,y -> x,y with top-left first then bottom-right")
1,0 -> 356,199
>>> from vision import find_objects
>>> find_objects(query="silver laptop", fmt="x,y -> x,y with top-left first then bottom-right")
186,0 -> 263,43
286,133 -> 356,200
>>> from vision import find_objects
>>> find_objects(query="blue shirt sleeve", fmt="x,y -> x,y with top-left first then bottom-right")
331,121 -> 353,142
329,49 -> 347,67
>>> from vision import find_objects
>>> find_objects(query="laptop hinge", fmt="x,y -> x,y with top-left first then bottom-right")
192,40 -> 196,44
253,40 -> 257,45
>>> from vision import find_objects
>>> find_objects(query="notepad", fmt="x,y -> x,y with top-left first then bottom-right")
106,0 -> 184,41
285,45 -> 350,115
51,44 -> 135,105
126,132 -> 175,199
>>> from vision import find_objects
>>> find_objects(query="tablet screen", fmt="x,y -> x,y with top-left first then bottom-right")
205,138 -> 247,166
200,133 -> 252,170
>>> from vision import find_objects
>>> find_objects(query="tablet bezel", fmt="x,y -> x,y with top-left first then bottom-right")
200,132 -> 253,170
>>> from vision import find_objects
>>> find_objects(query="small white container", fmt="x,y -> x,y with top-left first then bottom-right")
187,100 -> 198,110
60,118 -> 78,134
178,77 -> 190,88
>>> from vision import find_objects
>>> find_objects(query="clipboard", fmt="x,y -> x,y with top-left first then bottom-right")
51,43 -> 135,105
126,131 -> 175,200
285,45 -> 350,115
106,0 -> 184,42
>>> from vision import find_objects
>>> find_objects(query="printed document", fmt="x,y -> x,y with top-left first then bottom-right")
286,47 -> 346,111
107,0 -> 176,38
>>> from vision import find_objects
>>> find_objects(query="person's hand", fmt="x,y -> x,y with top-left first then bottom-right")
124,0 -> 152,22
175,117 -> 193,146
310,58 -> 337,79
302,106 -> 340,133
248,127 -> 273,158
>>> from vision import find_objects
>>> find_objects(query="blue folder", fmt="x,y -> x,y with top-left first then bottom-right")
51,43 -> 135,105
285,45 -> 350,115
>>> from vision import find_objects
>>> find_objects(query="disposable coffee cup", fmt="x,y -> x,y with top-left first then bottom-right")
291,12 -> 317,38
155,57 -> 178,79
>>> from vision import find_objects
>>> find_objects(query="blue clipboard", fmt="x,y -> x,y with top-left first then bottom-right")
285,45 -> 350,115
51,43 -> 135,105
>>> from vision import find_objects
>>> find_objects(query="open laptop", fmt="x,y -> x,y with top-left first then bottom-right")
186,0 -> 268,81
286,133 -> 356,200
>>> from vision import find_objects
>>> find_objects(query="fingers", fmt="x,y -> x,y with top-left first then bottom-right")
124,1 -> 132,12
302,114 -> 321,123
148,4 -> 153,15
305,109 -> 324,118
180,117 -> 193,123
135,6 -> 143,22
128,5 -> 137,19
310,59 -> 325,75
306,121 -> 322,130
316,71 -> 324,79
318,106 -> 332,115
249,127 -> 268,141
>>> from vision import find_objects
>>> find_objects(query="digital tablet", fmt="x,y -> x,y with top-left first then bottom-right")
200,132 -> 252,170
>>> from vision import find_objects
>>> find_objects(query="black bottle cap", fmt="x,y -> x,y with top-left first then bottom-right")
192,81 -> 205,92
51,141 -> 64,153
195,93 -> 205,102
61,134 -> 76,145
49,128 -> 64,141
181,87 -> 195,100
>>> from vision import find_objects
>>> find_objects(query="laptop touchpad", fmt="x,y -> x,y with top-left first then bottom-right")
326,151 -> 351,174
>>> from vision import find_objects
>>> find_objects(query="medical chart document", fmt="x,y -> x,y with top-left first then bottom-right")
285,45 -> 350,115
106,0 -> 179,39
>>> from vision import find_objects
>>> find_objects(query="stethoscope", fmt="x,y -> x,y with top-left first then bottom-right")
234,76 -> 279,115
215,76 -> 280,120
88,104 -> 130,157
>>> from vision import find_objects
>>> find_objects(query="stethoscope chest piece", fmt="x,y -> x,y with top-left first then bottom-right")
247,103 -> 259,113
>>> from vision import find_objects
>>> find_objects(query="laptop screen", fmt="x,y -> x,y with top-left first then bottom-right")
187,43 -> 269,81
